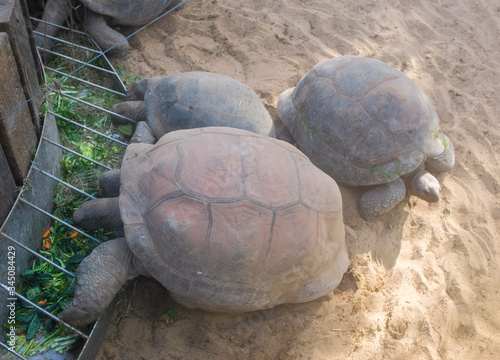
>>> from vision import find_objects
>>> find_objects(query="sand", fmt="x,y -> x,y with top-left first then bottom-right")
96,0 -> 500,359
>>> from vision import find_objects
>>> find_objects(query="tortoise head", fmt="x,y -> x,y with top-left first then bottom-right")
409,168 -> 441,203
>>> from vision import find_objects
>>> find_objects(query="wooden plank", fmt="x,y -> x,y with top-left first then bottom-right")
0,142 -> 16,225
0,32 -> 38,184
0,0 -> 43,134
18,0 -> 45,85
0,108 -> 61,327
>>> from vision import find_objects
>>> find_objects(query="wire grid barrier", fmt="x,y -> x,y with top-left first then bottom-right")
0,25 -> 131,360
0,1 -> 192,356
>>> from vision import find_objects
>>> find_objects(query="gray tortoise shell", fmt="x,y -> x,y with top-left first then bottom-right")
141,72 -> 276,138
82,0 -> 175,26
277,55 -> 441,187
119,127 -> 347,312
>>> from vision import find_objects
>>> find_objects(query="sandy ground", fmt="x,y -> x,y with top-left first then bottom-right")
95,0 -> 500,359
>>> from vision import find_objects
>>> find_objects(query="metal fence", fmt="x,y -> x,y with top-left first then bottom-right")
0,19 -> 133,360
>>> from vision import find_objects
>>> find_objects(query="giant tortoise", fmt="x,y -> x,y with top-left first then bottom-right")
35,0 -> 178,57
60,127 -> 348,327
277,55 -> 455,219
110,71 -> 276,144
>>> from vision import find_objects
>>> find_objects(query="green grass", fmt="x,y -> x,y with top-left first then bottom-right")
44,71 -> 127,219
369,162 -> 412,181
117,66 -> 141,87
434,129 -> 450,149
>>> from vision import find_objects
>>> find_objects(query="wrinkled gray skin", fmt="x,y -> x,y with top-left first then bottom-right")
60,169 -> 135,326
110,72 -> 276,142
60,167 -> 148,326
277,55 -> 455,219
34,0 -> 177,57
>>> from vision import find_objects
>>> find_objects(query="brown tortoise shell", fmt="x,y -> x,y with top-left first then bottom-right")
119,127 -> 348,312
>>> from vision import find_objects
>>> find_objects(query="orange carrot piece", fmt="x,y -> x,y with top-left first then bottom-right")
43,229 -> 51,238
69,231 -> 79,238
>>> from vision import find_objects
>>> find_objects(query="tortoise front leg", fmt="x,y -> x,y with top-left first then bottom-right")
110,101 -> 155,143
59,238 -> 141,327
359,178 -> 407,220
131,122 -> 156,144
128,79 -> 150,101
83,9 -> 128,57
425,132 -> 455,173
99,169 -> 121,197
34,0 -> 73,54
73,197 -> 122,231
111,101 -> 147,125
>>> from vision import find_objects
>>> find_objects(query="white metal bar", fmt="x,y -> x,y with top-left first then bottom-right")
0,283 -> 89,340
18,198 -> 103,245
42,137 -> 112,170
0,232 -> 75,277
45,66 -> 128,97
31,165 -> 97,200
59,93 -> 137,124
48,111 -> 129,146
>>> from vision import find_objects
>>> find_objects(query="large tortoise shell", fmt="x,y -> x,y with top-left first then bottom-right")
277,55 -> 441,187
142,72 -> 276,138
119,127 -> 348,312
